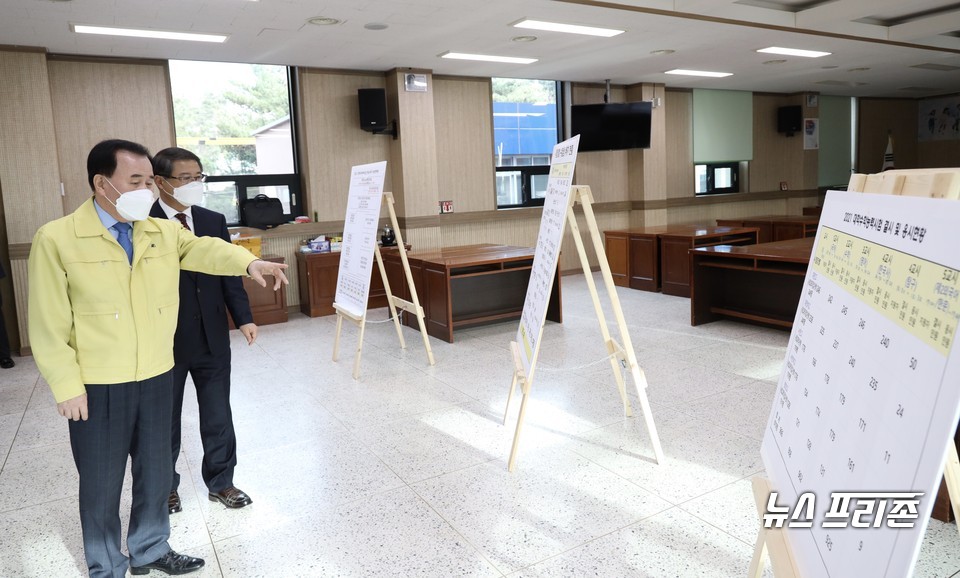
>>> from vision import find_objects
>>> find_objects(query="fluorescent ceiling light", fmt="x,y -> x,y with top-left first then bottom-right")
71,24 -> 228,43
440,52 -> 537,64
513,19 -> 623,37
757,46 -> 831,58
665,69 -> 732,78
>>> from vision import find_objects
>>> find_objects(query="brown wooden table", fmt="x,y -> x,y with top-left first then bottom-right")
604,225 -> 759,296
382,243 -> 561,343
716,215 -> 819,244
690,237 -> 814,328
295,246 -> 406,317
691,236 -> 959,524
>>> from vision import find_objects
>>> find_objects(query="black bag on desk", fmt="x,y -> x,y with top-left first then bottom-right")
241,194 -> 285,229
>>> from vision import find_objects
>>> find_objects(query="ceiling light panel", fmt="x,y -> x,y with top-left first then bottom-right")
71,24 -> 227,42
440,52 -> 537,64
513,19 -> 624,37
758,46 -> 831,58
665,69 -> 733,77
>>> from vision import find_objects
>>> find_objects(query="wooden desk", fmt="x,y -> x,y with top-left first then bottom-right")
604,225 -> 759,296
690,237 -> 814,328
382,243 -> 562,343
692,237 -> 959,523
229,255 -> 288,327
716,215 -> 819,243
295,247 -> 405,317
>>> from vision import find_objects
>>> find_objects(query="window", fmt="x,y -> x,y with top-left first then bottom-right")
168,60 -> 303,225
695,162 -> 742,195
492,78 -> 560,208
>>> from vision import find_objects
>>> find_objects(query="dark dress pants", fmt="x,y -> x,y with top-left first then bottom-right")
68,371 -> 173,578
171,340 -> 237,494
0,289 -> 11,358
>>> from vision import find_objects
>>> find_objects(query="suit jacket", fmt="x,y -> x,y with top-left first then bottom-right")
150,202 -> 253,361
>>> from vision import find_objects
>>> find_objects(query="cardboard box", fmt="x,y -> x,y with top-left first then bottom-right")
232,236 -> 262,258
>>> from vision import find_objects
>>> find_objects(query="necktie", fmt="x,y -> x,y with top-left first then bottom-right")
175,213 -> 190,231
113,222 -> 133,264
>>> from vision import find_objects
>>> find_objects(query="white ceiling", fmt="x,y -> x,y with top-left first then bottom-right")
3,0 -> 960,97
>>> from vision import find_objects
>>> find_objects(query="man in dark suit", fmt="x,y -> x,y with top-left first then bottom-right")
0,261 -> 14,368
150,147 -> 255,513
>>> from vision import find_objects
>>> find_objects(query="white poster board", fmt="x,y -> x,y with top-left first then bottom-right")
334,161 -> 387,318
761,190 -> 960,578
515,135 -> 579,375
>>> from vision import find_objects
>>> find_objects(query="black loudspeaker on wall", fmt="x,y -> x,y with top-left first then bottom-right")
358,88 -> 389,133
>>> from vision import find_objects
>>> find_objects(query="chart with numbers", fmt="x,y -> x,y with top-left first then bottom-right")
761,190 -> 960,578
334,161 -> 387,319
516,134 -> 579,376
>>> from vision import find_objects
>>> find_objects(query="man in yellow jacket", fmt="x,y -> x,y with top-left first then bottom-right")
28,139 -> 288,578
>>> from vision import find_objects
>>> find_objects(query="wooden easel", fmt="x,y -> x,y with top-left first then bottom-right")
332,192 -> 435,378
504,185 -> 665,472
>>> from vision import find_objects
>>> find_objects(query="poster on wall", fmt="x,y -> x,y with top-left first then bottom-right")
804,118 -> 820,150
918,95 -> 960,141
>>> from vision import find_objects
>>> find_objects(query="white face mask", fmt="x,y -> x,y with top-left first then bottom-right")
105,179 -> 154,222
172,181 -> 204,207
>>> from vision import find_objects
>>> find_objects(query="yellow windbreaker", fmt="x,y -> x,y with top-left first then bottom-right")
28,198 -> 257,403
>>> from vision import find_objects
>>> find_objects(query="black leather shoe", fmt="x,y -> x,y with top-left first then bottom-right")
168,490 -> 182,514
0,358 -> 13,369
130,550 -> 204,575
208,486 -> 252,509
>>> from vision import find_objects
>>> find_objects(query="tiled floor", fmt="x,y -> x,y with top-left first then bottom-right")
1,272 -> 958,577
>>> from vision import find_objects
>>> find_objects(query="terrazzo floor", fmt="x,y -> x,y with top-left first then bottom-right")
1,273 -> 958,577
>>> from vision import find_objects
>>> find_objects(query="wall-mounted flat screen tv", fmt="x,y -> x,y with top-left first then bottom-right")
571,101 -> 652,152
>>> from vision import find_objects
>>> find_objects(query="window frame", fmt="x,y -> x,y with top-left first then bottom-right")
205,173 -> 303,226
495,165 -> 551,209
695,161 -> 742,196
170,64 -> 305,227
493,79 -> 563,209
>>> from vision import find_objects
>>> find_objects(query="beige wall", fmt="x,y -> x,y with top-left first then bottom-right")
751,93 -> 813,192
298,69 -> 393,222
433,76 -> 495,214
47,57 -> 175,214
665,90 -> 694,199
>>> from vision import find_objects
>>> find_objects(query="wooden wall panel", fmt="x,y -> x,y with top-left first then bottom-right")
0,50 -> 64,352
388,69 -> 439,218
918,140 -> 960,168
665,90 -> 694,199
47,58 -> 174,214
857,98 -> 918,173
751,93 -> 806,192
299,70 -> 393,223
433,77 -> 496,214
0,51 -> 63,244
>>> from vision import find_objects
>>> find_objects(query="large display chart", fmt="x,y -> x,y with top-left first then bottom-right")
334,161 -> 387,318
515,135 -> 579,375
761,190 -> 960,577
